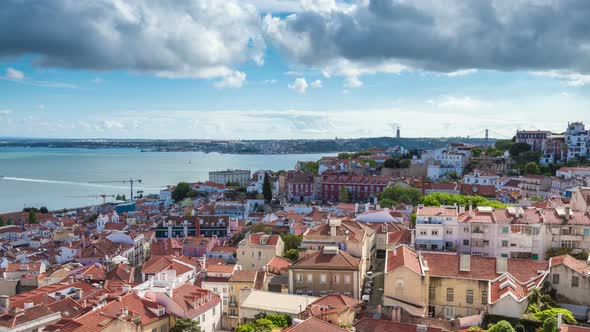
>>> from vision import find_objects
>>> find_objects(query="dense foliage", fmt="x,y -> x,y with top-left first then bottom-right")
488,321 -> 516,332
420,192 -> 507,209
378,185 -> 422,206
172,182 -> 192,202
170,318 -> 201,332
236,313 -> 291,332
262,173 -> 272,202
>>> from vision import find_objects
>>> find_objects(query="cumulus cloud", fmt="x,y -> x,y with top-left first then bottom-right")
310,79 -> 322,88
214,71 -> 247,88
0,1 -> 265,82
288,77 -> 308,93
0,109 -> 13,116
532,70 -> 590,87
264,0 -> 590,80
4,67 -> 24,80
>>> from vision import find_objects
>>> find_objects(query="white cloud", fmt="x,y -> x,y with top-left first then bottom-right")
91,77 -> 104,84
102,120 -> 125,129
37,104 -> 45,111
533,70 -> 590,87
285,70 -> 302,76
4,68 -> 24,80
215,71 -> 247,88
263,79 -> 278,84
0,109 -> 12,116
436,96 -> 490,111
445,69 -> 478,77
320,59 -> 407,89
310,79 -> 322,88
288,77 -> 308,93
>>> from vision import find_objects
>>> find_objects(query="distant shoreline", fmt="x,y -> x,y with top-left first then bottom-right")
0,136 -> 493,155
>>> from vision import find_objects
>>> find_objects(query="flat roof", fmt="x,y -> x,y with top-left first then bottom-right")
240,290 -> 318,315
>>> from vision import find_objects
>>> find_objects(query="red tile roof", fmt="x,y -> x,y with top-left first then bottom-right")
0,304 -> 57,328
306,293 -> 360,316
284,316 -> 347,332
167,284 -> 220,318
386,245 -> 422,275
354,318 -> 443,332
291,249 -> 360,270
551,255 -> 590,276
248,233 -> 280,246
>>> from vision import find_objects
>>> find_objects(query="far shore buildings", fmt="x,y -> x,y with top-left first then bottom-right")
208,169 -> 251,187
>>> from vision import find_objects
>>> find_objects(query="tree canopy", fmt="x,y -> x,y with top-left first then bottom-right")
170,318 -> 201,332
509,142 -> 531,156
378,185 -> 422,206
488,320 -> 516,332
421,192 -> 507,209
524,162 -> 541,175
172,182 -> 192,202
262,173 -> 272,202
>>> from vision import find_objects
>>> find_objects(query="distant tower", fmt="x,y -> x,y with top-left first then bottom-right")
485,129 -> 489,147
396,126 -> 401,139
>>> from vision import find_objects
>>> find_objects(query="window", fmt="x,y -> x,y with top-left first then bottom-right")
230,286 -> 234,291
161,325 -> 167,332
466,290 -> 474,304
344,275 -> 351,284
241,250 -> 245,256
307,274 -> 313,283
334,274 -> 340,284
501,240 -> 508,247
212,307 -> 216,315
463,240 -> 469,246
431,230 -> 438,236
446,229 -> 453,235
502,227 -> 509,233
297,273 -> 303,283
320,274 -> 327,284
553,274 -> 560,284
202,314 -> 205,322
213,287 -> 218,293
572,276 -> 579,288
446,288 -> 454,302
482,290 -> 488,305
420,230 -> 427,236
223,288 -> 227,293
152,329 -> 157,332
429,285 -> 436,300
296,289 -> 303,295
584,229 -> 590,236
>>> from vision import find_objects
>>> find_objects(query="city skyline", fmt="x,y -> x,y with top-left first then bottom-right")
1,0 -> 590,139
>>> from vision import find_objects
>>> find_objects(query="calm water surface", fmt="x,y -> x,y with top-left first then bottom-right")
0,147 -> 330,213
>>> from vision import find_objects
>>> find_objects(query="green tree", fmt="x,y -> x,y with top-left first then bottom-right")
446,171 -> 460,181
384,158 -> 399,168
534,308 -> 576,325
262,173 -> 273,202
379,185 -> 422,206
543,316 -> 557,332
495,139 -> 514,151
251,223 -> 272,234
0,217 -> 4,227
170,318 -> 201,332
28,210 -> 37,224
379,198 -> 395,208
472,147 -> 482,157
338,186 -> 349,202
488,320 -> 515,332
172,182 -> 191,202
115,194 -> 122,200
39,206 -> 49,214
261,313 -> 291,328
302,161 -> 319,174
509,142 -> 531,156
236,318 -> 276,332
338,152 -> 352,159
284,248 -> 299,260
524,162 -> 541,175
281,234 -> 302,252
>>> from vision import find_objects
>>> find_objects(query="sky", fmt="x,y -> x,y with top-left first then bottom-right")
1,0 -> 590,140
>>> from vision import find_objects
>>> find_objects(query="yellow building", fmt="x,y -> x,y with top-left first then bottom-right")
226,270 -> 265,329
384,245 -> 549,319
238,233 -> 284,271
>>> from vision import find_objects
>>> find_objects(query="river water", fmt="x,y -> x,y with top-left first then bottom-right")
0,147 -> 329,213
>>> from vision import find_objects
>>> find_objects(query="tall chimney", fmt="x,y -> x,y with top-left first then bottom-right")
468,204 -> 473,217
0,295 -> 9,312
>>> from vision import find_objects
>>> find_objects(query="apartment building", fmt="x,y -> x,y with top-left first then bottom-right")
237,233 -> 284,270
384,245 -> 550,319
548,255 -> 590,310
518,175 -> 552,198
227,270 -> 265,329
209,169 -> 251,186
515,130 -> 552,152
565,122 -> 590,161
288,247 -> 362,299
301,219 -> 374,275
318,175 -> 391,203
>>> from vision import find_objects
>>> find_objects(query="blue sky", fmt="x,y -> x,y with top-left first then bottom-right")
1,0 -> 589,139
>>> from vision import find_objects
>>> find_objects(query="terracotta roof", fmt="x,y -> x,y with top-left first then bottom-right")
106,263 -> 135,283
306,293 -> 360,316
167,284 -> 220,318
248,233 -> 280,246
388,229 -> 412,246
291,249 -> 360,270
229,270 -> 258,283
141,255 -> 199,276
9,281 -> 101,309
284,316 -> 347,332
354,318 -> 443,332
551,255 -> 590,276
205,260 -> 236,274
421,252 -> 548,281
267,256 -> 292,274
0,304 -> 57,328
4,262 -> 43,272
47,297 -> 84,319
561,325 -> 590,332
386,245 -> 422,275
460,184 -> 497,198
210,245 -> 237,253
416,206 -> 458,217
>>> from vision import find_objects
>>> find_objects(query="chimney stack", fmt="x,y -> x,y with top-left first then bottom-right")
468,204 -> 473,217
0,295 -> 10,313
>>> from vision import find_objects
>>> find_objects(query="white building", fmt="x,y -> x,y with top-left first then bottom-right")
565,122 -> 589,161
463,169 -> 500,186
247,170 -> 279,195
209,169 -> 251,187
